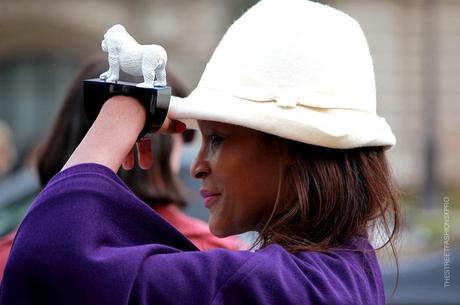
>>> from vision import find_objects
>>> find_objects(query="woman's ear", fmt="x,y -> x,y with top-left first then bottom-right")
261,133 -> 296,168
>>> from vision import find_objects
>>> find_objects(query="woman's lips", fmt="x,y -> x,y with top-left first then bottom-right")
200,190 -> 221,208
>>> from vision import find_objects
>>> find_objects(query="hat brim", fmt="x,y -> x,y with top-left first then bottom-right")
169,87 -> 396,149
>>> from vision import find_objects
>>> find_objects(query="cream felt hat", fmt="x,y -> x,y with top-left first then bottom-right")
169,0 -> 396,149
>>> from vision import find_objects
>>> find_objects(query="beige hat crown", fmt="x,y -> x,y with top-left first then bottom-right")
170,0 -> 396,149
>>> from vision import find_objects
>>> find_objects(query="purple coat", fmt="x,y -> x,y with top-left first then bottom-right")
0,163 -> 385,304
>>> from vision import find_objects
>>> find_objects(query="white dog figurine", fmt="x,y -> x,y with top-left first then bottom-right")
99,24 -> 167,88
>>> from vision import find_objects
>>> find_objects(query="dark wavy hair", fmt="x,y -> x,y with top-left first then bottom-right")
36,56 -> 192,207
255,137 -> 400,276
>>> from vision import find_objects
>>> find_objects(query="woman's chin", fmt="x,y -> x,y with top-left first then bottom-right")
209,223 -> 229,238
209,219 -> 246,238
208,219 -> 235,238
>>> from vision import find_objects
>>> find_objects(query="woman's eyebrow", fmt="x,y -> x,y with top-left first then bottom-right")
199,124 -> 223,134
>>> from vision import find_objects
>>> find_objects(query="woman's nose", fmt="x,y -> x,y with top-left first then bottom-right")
190,152 -> 210,179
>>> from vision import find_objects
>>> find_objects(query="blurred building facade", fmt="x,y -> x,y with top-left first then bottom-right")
330,0 -> 460,202
0,0 -> 458,200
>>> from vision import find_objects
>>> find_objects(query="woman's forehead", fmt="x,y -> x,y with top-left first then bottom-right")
198,120 -> 229,129
197,120 -> 240,134
198,121 -> 267,141
197,120 -> 270,144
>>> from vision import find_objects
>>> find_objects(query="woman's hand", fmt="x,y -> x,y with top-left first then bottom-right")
62,95 -> 185,173
122,116 -> 186,171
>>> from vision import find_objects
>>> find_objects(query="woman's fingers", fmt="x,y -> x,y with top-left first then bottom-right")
158,118 -> 187,134
122,147 -> 135,170
136,138 -> 153,169
133,119 -> 185,170
121,139 -> 152,171
122,118 -> 186,171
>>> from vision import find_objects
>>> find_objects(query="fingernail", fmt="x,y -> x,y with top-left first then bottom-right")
175,121 -> 187,132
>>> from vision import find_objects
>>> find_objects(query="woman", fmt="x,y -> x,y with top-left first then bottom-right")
1,1 -> 399,304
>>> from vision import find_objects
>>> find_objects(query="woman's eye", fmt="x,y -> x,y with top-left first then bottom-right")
208,135 -> 224,149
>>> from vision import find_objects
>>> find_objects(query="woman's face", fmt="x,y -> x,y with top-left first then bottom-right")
191,121 -> 290,237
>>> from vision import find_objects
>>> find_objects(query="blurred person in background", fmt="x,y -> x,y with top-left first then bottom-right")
0,121 -> 17,181
0,121 -> 19,273
0,56 -> 243,280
